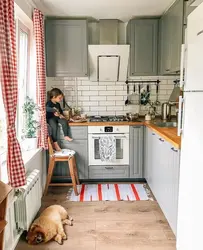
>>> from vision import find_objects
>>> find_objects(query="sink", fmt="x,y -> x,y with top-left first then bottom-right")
153,121 -> 177,128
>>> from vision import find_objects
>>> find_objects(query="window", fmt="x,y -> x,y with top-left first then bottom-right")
0,9 -> 32,183
17,21 -> 30,141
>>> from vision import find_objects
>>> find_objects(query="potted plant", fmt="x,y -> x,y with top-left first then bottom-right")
22,96 -> 40,150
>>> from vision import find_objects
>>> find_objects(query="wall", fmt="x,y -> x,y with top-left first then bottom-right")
15,0 -> 33,20
46,75 -> 178,117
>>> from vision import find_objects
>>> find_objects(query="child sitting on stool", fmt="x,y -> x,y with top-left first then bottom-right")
46,88 -> 72,151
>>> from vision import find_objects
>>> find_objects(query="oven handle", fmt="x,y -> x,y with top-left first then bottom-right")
91,135 -> 127,139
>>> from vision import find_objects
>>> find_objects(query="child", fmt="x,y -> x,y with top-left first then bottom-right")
46,88 -> 73,151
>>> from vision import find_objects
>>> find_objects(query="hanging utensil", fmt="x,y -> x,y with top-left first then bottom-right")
125,84 -> 130,106
138,83 -> 141,105
155,83 -> 160,106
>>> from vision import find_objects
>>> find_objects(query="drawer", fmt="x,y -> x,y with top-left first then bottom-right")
89,165 -> 129,179
60,126 -> 88,140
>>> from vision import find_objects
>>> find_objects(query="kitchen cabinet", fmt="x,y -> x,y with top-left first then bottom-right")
127,19 -> 158,76
53,126 -> 88,180
159,0 -> 184,74
129,126 -> 144,178
45,19 -> 88,77
89,165 -> 129,179
144,127 -> 180,236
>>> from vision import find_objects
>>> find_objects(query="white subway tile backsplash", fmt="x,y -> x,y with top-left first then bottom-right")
107,85 -> 123,91
47,75 -> 178,116
78,96 -> 90,101
99,101 -> 116,106
82,91 -> 99,96
82,101 -> 99,106
90,96 -> 106,101
90,86 -> 107,91
99,91 -> 115,96
116,90 -> 126,96
107,106 -> 123,111
99,81 -> 116,85
78,86 -> 90,91
90,106 -> 107,111
107,96 -> 124,101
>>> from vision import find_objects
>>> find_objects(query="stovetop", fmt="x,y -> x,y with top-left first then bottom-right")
89,115 -> 128,122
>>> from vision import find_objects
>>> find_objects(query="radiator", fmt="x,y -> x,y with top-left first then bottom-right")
14,169 -> 41,231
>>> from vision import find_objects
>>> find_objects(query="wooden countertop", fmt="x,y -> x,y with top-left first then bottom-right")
69,119 -> 181,149
145,123 -> 181,149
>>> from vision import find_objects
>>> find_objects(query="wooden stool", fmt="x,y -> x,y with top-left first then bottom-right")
43,137 -> 80,196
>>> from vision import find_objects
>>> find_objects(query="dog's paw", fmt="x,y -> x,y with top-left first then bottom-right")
62,234 -> 67,240
69,216 -> 73,221
63,219 -> 73,226
54,234 -> 63,245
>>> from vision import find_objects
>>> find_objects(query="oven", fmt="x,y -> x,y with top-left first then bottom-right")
88,126 -> 129,165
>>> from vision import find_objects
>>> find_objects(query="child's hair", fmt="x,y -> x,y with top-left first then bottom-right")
47,88 -> 64,100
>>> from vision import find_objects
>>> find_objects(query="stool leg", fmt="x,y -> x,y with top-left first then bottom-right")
44,157 -> 55,196
69,157 -> 79,196
73,156 -> 80,185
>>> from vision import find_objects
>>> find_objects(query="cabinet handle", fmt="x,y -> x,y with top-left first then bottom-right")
105,167 -> 114,170
152,133 -> 155,135
197,30 -> 203,36
171,147 -> 178,152
159,138 -> 164,142
165,69 -> 170,71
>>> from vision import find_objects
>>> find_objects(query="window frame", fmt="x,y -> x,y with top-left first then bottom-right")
16,18 -> 31,142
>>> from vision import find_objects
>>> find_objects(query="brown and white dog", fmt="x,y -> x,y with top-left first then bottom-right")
26,205 -> 73,245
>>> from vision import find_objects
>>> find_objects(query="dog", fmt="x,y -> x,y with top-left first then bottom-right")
26,205 -> 73,245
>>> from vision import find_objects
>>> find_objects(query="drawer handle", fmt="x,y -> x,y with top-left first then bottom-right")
171,147 -> 178,152
152,133 -> 155,135
197,30 -> 203,36
105,167 -> 114,170
159,138 -> 164,142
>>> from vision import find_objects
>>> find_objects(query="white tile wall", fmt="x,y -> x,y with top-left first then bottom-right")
46,75 -> 179,116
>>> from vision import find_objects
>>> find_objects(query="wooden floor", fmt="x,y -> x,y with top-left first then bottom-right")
15,187 -> 176,250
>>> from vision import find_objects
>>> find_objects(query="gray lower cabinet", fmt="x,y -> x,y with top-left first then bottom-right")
127,19 -> 158,76
53,126 -> 88,179
129,126 -> 143,178
89,165 -> 129,179
45,19 -> 88,77
145,127 -> 180,236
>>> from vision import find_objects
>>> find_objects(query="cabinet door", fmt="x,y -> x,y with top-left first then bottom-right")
159,14 -> 172,74
127,19 -> 158,76
129,126 -> 143,178
45,20 -> 88,77
170,0 -> 184,72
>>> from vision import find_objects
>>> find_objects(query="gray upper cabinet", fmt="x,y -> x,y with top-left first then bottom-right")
159,0 -> 184,74
129,126 -> 143,178
127,19 -> 158,76
45,19 -> 88,77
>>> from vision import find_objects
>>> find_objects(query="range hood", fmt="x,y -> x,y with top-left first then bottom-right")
88,19 -> 130,82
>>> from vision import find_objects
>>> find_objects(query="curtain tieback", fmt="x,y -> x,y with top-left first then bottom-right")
7,125 -> 16,138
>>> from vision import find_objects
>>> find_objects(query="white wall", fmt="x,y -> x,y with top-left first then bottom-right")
47,76 -> 178,116
15,0 -> 33,20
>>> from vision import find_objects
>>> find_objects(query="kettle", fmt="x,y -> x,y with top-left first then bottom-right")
161,102 -> 171,121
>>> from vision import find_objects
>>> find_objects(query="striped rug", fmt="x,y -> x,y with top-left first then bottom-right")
69,184 -> 150,202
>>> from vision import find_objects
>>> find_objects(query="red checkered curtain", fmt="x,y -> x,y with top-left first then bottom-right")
33,9 -> 48,149
0,0 -> 26,187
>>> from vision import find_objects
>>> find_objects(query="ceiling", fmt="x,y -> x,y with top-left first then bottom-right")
33,0 -> 175,22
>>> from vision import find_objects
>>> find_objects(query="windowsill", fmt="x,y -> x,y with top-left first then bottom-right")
22,147 -> 43,167
0,147 -> 43,184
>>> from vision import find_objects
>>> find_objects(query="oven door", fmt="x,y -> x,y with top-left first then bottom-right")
88,133 -> 129,165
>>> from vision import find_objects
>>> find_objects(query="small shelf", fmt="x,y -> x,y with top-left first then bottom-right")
0,220 -> 7,234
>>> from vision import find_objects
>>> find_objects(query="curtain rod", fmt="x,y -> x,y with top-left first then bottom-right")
125,80 -> 161,84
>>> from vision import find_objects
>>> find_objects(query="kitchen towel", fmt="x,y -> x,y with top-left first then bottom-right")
69,183 -> 152,202
99,136 -> 116,162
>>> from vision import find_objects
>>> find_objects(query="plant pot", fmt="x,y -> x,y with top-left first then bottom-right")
23,138 -> 38,151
